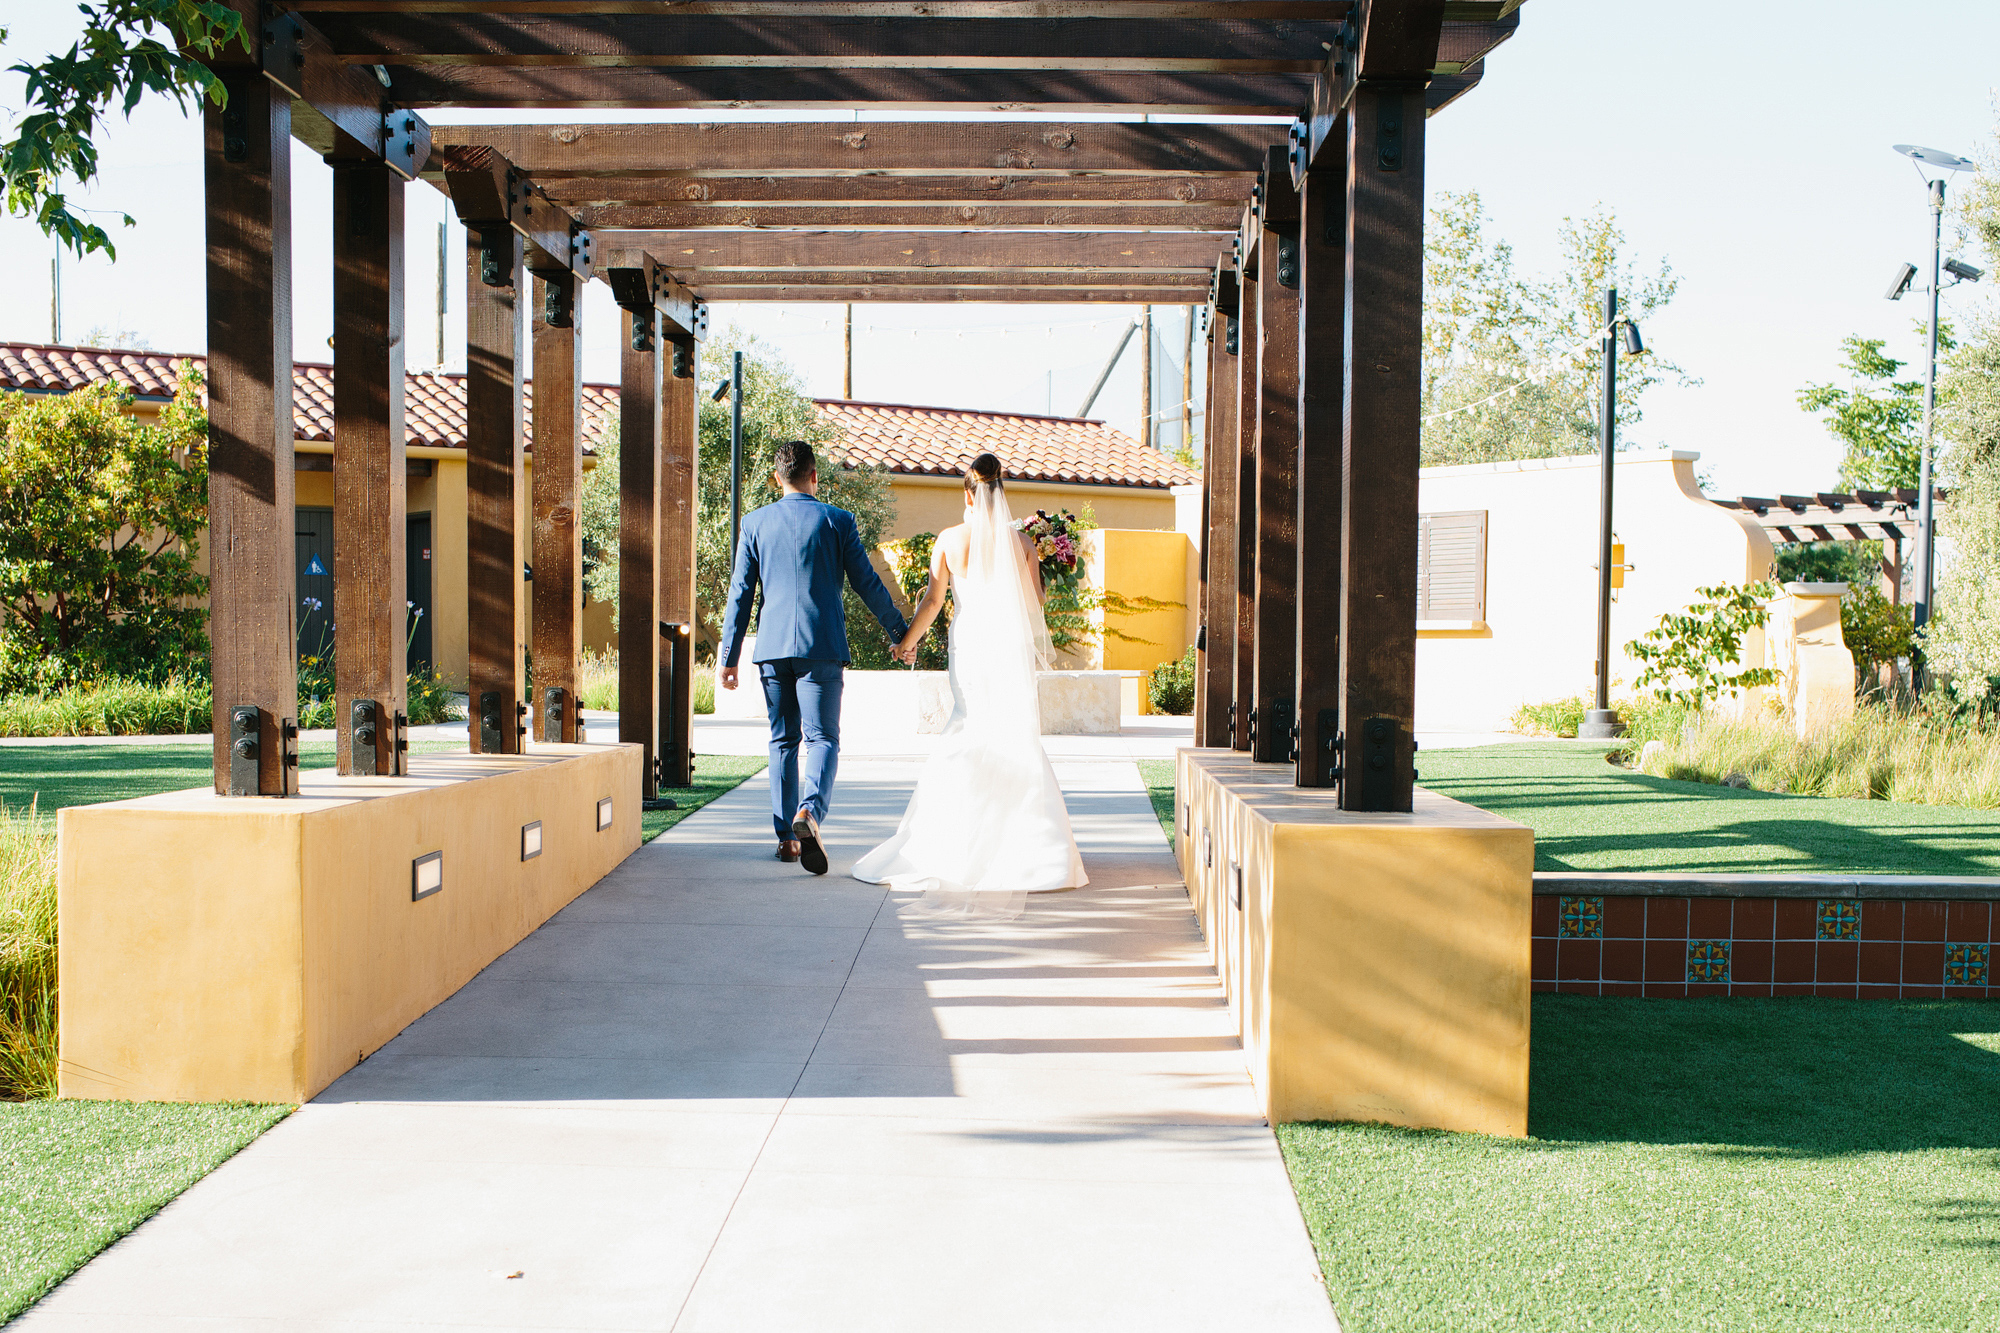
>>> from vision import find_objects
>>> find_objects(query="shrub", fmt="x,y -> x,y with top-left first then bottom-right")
1149,647 -> 1196,715
0,371 -> 210,692
0,675 -> 211,737
1509,693 -> 1693,743
0,801 -> 56,1100
1626,582 -> 1781,708
405,665 -> 460,725
569,649 -> 714,715
1639,703 -> 2000,808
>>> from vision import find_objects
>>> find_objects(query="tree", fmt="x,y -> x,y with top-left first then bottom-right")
2,3 -> 250,258
1625,582 -> 1780,709
1796,333 -> 1953,490
0,369 -> 210,691
1420,192 -> 1690,467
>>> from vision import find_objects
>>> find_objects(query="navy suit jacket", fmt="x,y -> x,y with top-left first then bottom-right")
720,493 -> 910,666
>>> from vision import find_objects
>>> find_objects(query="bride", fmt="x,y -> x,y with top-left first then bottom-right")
851,452 -> 1088,912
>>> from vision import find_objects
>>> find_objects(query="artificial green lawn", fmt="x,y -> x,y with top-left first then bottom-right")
1283,996 -> 2000,1333
641,752 -> 767,842
1135,757 -> 1177,841
0,1100 -> 290,1322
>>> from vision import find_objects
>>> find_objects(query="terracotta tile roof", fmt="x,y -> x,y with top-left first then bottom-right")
0,343 -> 616,454
813,398 -> 1197,490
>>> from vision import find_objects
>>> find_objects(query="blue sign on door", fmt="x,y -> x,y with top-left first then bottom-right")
305,553 -> 327,577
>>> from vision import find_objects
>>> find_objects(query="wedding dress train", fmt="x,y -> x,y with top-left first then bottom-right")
851,482 -> 1087,914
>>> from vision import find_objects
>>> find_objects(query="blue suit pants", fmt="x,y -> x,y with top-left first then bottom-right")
760,657 -> 843,839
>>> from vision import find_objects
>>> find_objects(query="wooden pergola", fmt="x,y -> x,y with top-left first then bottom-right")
197,0 -> 1523,811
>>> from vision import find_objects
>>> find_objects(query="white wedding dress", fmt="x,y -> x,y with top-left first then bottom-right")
852,483 -> 1087,915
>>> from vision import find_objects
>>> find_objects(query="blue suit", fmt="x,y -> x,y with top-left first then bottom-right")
720,493 -> 910,838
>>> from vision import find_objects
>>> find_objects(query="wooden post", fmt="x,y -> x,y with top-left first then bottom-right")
1196,278 -> 1239,749
1232,268 -> 1259,752
205,74 -> 297,796
531,271 -> 584,744
619,306 -> 663,799
465,223 -> 526,754
659,333 -> 698,787
1339,83 -> 1428,812
1293,135 -> 1347,788
332,162 -> 408,776
1251,150 -> 1302,766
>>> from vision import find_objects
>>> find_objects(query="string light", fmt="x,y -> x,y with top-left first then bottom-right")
1422,320 -> 1621,425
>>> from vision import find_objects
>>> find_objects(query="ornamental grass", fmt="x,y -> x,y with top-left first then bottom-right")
577,649 -> 714,715
0,801 -> 56,1100
0,676 -> 211,738
1640,703 -> 2000,809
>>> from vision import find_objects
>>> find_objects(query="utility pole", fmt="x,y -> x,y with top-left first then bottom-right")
729,350 -> 745,557
1914,175 -> 1946,640
50,254 -> 60,344
843,304 -> 854,398
1139,304 -> 1154,449
1078,318 -> 1138,418
1581,287 -> 1625,739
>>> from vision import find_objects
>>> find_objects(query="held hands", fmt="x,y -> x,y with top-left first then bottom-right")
891,633 -> 923,666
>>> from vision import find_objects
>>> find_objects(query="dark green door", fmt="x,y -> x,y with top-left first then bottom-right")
295,507 -> 335,661
407,512 -> 433,673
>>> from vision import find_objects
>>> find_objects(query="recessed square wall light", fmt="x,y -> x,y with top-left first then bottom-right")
412,850 -> 444,901
596,797 -> 613,831
521,820 -> 543,861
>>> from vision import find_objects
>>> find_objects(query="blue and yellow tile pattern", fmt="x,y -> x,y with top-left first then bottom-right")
1946,942 -> 1991,987
1816,900 -> 1860,941
1686,939 -> 1731,984
1558,896 -> 1605,939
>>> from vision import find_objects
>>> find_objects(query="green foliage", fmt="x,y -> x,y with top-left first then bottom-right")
1840,585 -> 1915,674
1147,647 -> 1196,715
0,799 -> 56,1100
862,532 -> 948,671
1626,581 -> 1781,708
0,373 -> 210,693
404,664 -> 459,726
2,1 -> 250,258
1507,693 -> 1692,743
1770,538 -> 1881,586
1924,450 -> 2000,682
1421,191 -> 1689,467
1796,333 -> 1952,489
0,676 -> 210,737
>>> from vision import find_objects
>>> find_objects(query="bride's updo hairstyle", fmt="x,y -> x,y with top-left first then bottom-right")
965,451 -> 1004,494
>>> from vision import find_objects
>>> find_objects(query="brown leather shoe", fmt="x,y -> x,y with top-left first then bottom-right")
791,807 -> 828,876
776,840 -> 801,863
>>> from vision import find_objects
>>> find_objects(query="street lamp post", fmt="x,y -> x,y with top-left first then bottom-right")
1580,286 -> 1641,740
729,351 -> 744,556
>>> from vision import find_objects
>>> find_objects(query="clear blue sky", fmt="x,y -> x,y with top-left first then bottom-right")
2,0 -> 1996,496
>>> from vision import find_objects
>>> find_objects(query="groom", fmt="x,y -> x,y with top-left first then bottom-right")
719,440 -> 911,875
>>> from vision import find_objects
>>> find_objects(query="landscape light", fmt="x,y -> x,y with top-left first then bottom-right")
1620,323 -> 1643,356
1945,257 -> 1985,284
710,378 -> 731,402
1885,263 -> 1917,301
1893,144 -> 1975,172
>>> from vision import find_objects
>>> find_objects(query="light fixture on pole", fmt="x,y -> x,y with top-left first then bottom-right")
1580,286 -> 1643,740
725,351 -> 745,558
1888,143 -> 1978,660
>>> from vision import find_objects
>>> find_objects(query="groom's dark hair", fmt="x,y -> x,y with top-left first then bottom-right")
773,440 -> 816,485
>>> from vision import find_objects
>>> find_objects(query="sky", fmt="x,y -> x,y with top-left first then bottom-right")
2,0 -> 1997,497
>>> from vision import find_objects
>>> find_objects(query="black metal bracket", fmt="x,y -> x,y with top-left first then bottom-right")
1319,710 -> 1341,784
350,697 -> 379,774
670,340 -> 694,379
1355,715 -> 1403,810
281,717 -> 299,793
228,706 -> 262,796
478,690 -> 506,752
630,309 -> 655,353
543,686 -> 567,743
1275,231 -> 1300,289
1377,100 -> 1405,173
542,275 -> 574,329
478,226 -> 513,288
393,708 -> 408,775
516,699 -> 528,741
1224,314 -> 1239,357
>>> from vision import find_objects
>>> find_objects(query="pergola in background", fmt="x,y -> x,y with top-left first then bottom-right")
197,0 -> 1523,810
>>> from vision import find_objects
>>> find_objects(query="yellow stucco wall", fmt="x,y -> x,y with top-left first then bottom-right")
881,475 -> 1177,543
1080,529 -> 1195,673
57,744 -> 641,1104
1770,583 -> 1856,734
1414,449 -> 1775,732
1177,749 -> 1532,1136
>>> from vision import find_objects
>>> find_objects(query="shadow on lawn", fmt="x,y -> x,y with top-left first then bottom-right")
1528,994 -> 2000,1153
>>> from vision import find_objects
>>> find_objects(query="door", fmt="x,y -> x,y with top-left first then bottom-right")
295,507 -> 336,661
407,512 -> 433,674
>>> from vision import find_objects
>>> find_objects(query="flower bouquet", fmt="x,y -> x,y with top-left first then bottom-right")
1016,508 -> 1082,595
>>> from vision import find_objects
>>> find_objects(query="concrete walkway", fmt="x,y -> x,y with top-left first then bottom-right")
23,748 -> 1339,1331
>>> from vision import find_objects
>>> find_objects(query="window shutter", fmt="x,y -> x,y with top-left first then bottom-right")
1417,510 -> 1487,623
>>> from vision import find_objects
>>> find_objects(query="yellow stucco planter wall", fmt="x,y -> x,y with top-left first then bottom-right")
1176,749 -> 1533,1136
56,744 -> 642,1104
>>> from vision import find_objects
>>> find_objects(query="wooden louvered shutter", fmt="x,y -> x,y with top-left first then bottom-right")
1417,510 -> 1487,624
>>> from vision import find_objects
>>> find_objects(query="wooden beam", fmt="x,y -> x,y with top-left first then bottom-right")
241,3 -> 432,175
331,162 -> 408,776
531,270 -> 584,744
538,175 -> 1257,208
618,231 -> 1227,270
205,73 -> 298,796
659,338 -> 698,788
1196,281 -> 1239,748
1292,143 -> 1343,788
577,204 -> 1245,231
597,249 -> 706,337
438,144 -> 595,280
1337,82 -> 1424,812
465,224 -> 527,755
681,268 -> 1211,288
381,67 -> 1313,112
295,2 -> 1349,16
617,304 -> 664,800
429,122 -> 1287,176
1250,148 -> 1299,766
693,285 -> 1206,302
1231,268 -> 1257,752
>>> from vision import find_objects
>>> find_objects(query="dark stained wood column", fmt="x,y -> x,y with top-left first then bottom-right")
1339,83 -> 1428,811
1251,150 -> 1302,766
1194,275 -> 1239,749
1231,265 -> 1259,753
618,306 -> 663,799
465,224 -> 527,754
204,73 -> 297,796
658,334 -> 698,788
1293,137 -> 1347,788
331,162 -> 408,776
531,271 -> 584,744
